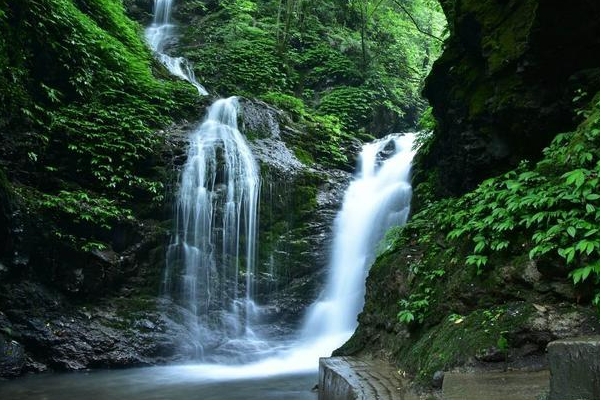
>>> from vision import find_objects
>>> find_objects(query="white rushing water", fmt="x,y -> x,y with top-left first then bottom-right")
300,132 -> 416,347
174,133 -> 417,379
146,0 -> 416,380
146,0 -> 208,95
164,97 -> 261,357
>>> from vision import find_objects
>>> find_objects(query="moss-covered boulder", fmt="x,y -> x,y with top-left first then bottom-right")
419,0 -> 600,199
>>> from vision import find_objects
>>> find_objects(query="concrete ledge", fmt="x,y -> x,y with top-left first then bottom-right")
318,357 -> 412,400
548,336 -> 600,400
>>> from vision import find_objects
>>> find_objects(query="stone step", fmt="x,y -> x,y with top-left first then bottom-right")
319,356 -> 550,400
319,357 -> 418,400
442,370 -> 549,400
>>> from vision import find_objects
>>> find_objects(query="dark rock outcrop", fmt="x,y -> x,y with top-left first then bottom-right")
418,0 -> 600,199
240,98 -> 351,324
0,282 -> 197,375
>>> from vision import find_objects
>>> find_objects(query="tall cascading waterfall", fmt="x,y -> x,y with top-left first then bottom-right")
164,97 -> 261,358
145,0 -> 262,359
143,0 -> 416,374
300,132 -> 416,349
145,0 -> 208,95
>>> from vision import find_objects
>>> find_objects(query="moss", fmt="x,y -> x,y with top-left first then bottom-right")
113,296 -> 157,318
399,302 -> 535,382
293,147 -> 315,166
469,84 -> 493,116
257,168 -> 323,284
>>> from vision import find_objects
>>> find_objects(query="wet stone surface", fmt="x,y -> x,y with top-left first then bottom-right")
319,357 -> 416,400
548,336 -> 600,400
442,370 -> 549,400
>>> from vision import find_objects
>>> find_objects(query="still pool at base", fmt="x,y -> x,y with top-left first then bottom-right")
0,367 -> 318,400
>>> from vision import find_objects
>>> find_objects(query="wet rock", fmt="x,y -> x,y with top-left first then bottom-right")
432,370 -> 445,389
0,282 -> 198,375
476,347 -> 506,363
0,335 -> 25,377
238,98 -> 351,323
548,337 -> 600,400
123,0 -> 154,24
418,0 -> 600,200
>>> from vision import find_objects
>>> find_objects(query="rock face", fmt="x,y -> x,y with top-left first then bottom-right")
240,98 -> 350,323
418,0 -> 600,198
336,237 -> 600,383
0,282 -> 199,376
0,169 -> 12,277
548,337 -> 600,400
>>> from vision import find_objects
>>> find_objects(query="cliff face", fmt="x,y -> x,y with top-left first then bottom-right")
418,0 -> 600,198
339,0 -> 600,386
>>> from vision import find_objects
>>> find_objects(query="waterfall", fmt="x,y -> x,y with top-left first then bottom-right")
146,0 -> 208,95
145,0 -> 415,375
301,133 -> 416,343
164,97 -> 261,357
171,133 -> 417,378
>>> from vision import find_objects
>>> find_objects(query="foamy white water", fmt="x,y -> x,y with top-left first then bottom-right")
171,133 -> 417,380
301,133 -> 416,344
146,0 -> 208,95
164,97 -> 261,357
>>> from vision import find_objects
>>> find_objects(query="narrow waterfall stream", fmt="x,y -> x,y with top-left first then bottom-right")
302,133 -> 416,344
145,0 -> 208,95
164,97 -> 262,361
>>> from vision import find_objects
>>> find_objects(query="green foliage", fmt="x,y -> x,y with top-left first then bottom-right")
418,106 -> 436,131
38,190 -> 132,228
317,86 -> 375,132
261,92 -> 307,118
393,93 -> 600,326
176,0 -> 446,134
1,0 -> 197,253
17,187 -> 133,251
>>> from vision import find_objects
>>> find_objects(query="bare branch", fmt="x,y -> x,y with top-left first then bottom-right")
391,0 -> 444,43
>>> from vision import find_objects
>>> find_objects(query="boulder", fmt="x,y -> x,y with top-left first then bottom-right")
0,334 -> 25,377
